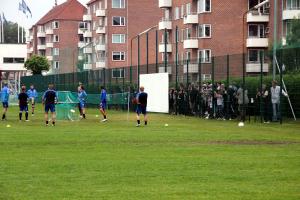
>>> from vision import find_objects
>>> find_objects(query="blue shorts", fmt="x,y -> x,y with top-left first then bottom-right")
100,102 -> 106,110
79,102 -> 86,109
45,104 -> 55,113
136,105 -> 147,115
20,105 -> 28,112
2,102 -> 8,108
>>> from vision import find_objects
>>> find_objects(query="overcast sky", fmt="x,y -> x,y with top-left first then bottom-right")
0,0 -> 88,28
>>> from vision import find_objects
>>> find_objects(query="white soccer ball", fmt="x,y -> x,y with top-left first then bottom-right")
6,124 -> 11,128
238,122 -> 245,127
70,109 -> 75,113
96,115 -> 99,117
165,124 -> 169,127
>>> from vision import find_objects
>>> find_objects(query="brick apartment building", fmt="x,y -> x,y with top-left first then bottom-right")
78,0 -> 161,75
157,0 -> 300,80
27,0 -> 86,74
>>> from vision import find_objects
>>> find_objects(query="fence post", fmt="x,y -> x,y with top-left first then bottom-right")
156,30 -> 158,73
279,49 -> 283,124
175,26 -> 178,90
103,68 -> 106,89
146,32 -> 149,74
226,55 -> 230,119
198,55 -> 202,88
164,28 -> 168,73
186,59 -> 189,87
138,35 -> 140,88
260,51 -> 263,123
242,53 -> 246,122
212,56 -> 215,117
122,67 -> 125,92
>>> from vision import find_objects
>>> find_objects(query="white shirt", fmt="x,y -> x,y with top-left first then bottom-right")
271,86 -> 287,104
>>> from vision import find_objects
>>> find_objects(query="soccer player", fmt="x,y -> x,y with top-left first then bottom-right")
77,82 -> 83,114
78,85 -> 87,119
42,84 -> 57,126
99,86 -> 107,122
27,84 -> 38,116
18,86 -> 29,121
1,83 -> 10,120
136,86 -> 148,127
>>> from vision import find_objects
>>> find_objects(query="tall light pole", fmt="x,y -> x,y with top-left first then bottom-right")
273,0 -> 278,79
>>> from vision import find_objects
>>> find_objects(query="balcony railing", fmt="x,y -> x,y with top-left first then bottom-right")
183,37 -> 199,49
158,18 -> 172,30
183,12 -> 198,24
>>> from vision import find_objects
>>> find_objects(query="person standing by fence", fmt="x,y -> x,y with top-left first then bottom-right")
236,86 -> 249,122
271,80 -> 288,122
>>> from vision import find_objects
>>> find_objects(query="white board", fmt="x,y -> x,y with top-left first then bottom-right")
139,73 -> 169,113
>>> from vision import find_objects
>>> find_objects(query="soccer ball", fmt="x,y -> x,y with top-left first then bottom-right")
6,124 -> 11,128
238,122 -> 245,127
70,109 -> 76,113
165,124 -> 169,127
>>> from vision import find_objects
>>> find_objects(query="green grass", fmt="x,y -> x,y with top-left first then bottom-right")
0,105 -> 300,200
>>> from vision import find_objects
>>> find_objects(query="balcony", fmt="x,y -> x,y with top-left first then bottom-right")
159,0 -> 172,8
247,12 -> 269,22
282,9 -> 300,20
83,31 -> 92,38
83,47 -> 93,54
83,14 -> 92,21
46,56 -> 53,61
183,13 -> 198,24
95,44 -> 106,51
37,44 -> 46,50
159,18 -> 172,30
83,63 -> 92,70
246,38 -> 269,48
78,55 -> 83,60
78,28 -> 85,34
184,63 -> 198,73
96,9 -> 106,17
246,63 -> 269,73
46,29 -> 54,35
96,26 -> 106,34
184,38 -> 198,49
78,42 -> 85,48
46,42 -> 53,48
96,61 -> 106,68
158,65 -> 172,74
159,43 -> 172,53
37,31 -> 46,37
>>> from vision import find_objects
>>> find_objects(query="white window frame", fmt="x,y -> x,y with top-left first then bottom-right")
174,7 -> 180,20
181,5 -> 185,18
186,3 -> 191,15
53,35 -> 59,42
248,49 -> 264,63
198,49 -> 212,63
53,61 -> 60,69
112,16 -> 126,26
112,51 -> 125,61
112,0 -> 125,9
197,24 -> 212,38
197,0 -> 211,13
52,21 -> 59,29
112,68 -> 125,78
248,24 -> 266,38
112,34 -> 126,43
53,48 -> 59,56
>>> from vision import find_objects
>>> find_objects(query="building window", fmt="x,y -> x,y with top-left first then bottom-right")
286,0 -> 300,10
174,28 -> 180,42
112,34 -> 126,43
38,25 -> 44,32
248,24 -> 265,38
174,7 -> 180,20
53,48 -> 59,56
185,51 -> 191,61
112,0 -> 125,8
248,49 -> 264,63
79,22 -> 88,29
198,24 -> 211,38
181,29 -> 185,41
197,0 -> 211,13
181,5 -> 185,18
112,16 -> 125,26
161,52 -> 169,62
112,68 -> 125,78
53,61 -> 60,69
3,57 -> 24,63
185,28 -> 191,39
198,49 -> 211,63
52,21 -> 59,29
112,52 -> 125,61
53,35 -> 59,42
186,3 -> 191,15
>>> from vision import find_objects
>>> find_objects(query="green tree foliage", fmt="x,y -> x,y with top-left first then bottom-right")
24,55 -> 50,75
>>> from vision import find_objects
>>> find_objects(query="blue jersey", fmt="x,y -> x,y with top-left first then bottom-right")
42,89 -> 57,105
78,90 -> 87,104
1,86 -> 10,103
27,89 -> 38,98
137,92 -> 148,106
100,89 -> 107,103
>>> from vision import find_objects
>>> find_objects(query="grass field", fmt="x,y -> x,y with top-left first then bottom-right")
0,105 -> 299,200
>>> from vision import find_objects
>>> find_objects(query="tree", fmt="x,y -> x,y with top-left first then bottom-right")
24,55 -> 50,75
286,19 -> 300,46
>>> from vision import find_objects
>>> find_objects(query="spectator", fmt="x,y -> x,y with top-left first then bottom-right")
236,86 -> 249,122
270,80 -> 288,122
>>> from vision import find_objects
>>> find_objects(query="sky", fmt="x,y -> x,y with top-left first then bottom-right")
0,0 -> 89,28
